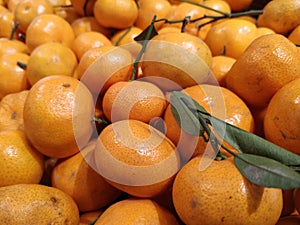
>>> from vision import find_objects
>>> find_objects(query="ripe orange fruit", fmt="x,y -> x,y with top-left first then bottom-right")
6,0 -> 22,11
93,0 -> 138,29
226,34 -> 300,108
71,16 -> 113,38
264,78 -> 300,155
0,11 -> 18,39
0,90 -> 28,132
172,156 -> 283,225
0,38 -> 29,56
13,0 -> 54,33
164,84 -> 254,162
80,210 -> 103,225
95,198 -> 180,225
25,42 -> 78,85
0,183 -> 80,224
157,26 -> 181,34
79,45 -> 133,95
294,188 -> 300,214
0,52 -> 30,99
135,0 -> 171,30
70,0 -> 96,16
94,119 -> 180,198
204,18 -> 257,59
209,55 -> 236,87
141,32 -> 213,92
102,80 -> 167,123
71,31 -> 112,60
0,129 -> 44,187
25,14 -> 75,52
257,0 -> 300,35
255,26 -> 275,38
51,140 -> 122,212
223,0 -> 253,12
0,5 -> 8,14
23,75 -> 94,158
276,215 -> 300,225
288,24 -> 300,45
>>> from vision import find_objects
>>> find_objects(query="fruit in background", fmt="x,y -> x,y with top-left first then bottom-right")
0,37 -> 29,56
70,0 -> 96,16
94,119 -> 180,198
0,90 -> 28,132
172,156 -> 283,225
0,130 -> 44,187
93,0 -> 138,29
95,198 -> 179,225
204,18 -> 257,59
257,0 -> 300,35
23,75 -> 94,158
25,13 -> 75,52
13,0 -> 54,33
0,52 -> 29,99
141,32 -> 212,92
0,10 -> 18,39
264,78 -> 300,155
0,183 -> 80,224
226,34 -> 300,108
71,31 -> 112,60
102,80 -> 167,123
223,0 -> 253,12
51,140 -> 122,212
288,24 -> 300,45
80,210 -> 103,225
25,42 -> 78,85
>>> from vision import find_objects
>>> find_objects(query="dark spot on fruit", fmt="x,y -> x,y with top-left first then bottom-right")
221,216 -> 225,222
229,196 -> 232,199
50,197 -> 57,204
11,112 -> 17,119
190,198 -> 198,209
62,83 -> 71,88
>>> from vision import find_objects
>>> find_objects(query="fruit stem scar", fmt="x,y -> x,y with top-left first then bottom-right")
17,61 -> 27,70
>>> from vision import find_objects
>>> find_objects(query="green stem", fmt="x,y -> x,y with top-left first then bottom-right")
17,61 -> 27,69
10,21 -> 19,40
113,26 -> 132,46
91,116 -> 110,125
130,15 -> 157,81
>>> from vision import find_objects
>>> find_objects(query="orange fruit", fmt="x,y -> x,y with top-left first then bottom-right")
70,0 -> 96,16
95,198 -> 180,225
23,75 -> 94,158
0,129 -> 44,187
0,90 -> 28,132
71,31 -> 112,60
0,183 -> 80,224
51,140 -> 122,212
79,45 -> 133,95
288,24 -> 300,45
140,32 -> 213,92
164,84 -> 255,162
276,215 -> 300,225
94,119 -> 180,198
255,26 -> 275,38
0,5 -> 8,14
0,11 -> 18,39
223,0 -> 253,12
13,0 -> 54,33
0,37 -> 29,56
294,188 -> 300,214
6,0 -> 22,11
110,26 -> 143,58
204,18 -> 257,59
225,34 -> 300,108
25,14 -> 75,52
168,0 -> 203,5
172,156 -> 283,225
102,80 -> 167,123
93,0 -> 138,29
25,42 -> 78,85
281,189 -> 296,217
71,16 -> 113,38
135,0 -> 171,30
209,55 -> 236,87
53,4 -> 81,24
157,26 -> 181,34
0,52 -> 30,99
80,210 -> 103,225
257,0 -> 300,35
264,78 -> 300,155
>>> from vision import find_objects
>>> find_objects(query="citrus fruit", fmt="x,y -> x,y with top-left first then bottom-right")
94,119 -> 180,198
223,0 -> 253,12
264,78 -> 300,155
0,183 -> 80,224
0,11 -> 18,39
0,129 -> 44,187
23,75 -> 94,158
25,42 -> 78,85
226,34 -> 300,108
51,140 -> 122,212
80,210 -> 103,225
95,198 -> 179,225
288,24 -> 300,45
172,156 -> 283,225
0,37 -> 29,57
102,80 -> 167,123
70,0 -> 96,16
93,0 -> 138,29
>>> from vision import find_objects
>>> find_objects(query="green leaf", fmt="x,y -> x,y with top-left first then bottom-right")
234,153 -> 300,189
133,24 -> 158,43
170,91 -> 204,136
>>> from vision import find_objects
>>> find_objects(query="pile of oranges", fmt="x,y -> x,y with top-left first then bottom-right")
0,0 -> 300,224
